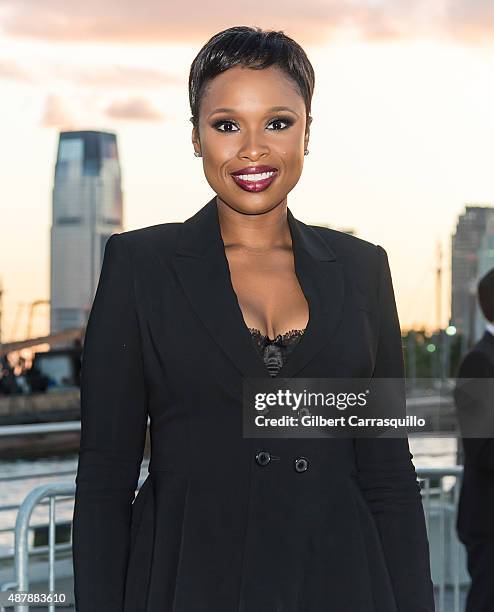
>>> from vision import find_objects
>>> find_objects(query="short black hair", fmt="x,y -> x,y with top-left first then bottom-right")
478,268 -> 494,322
188,26 -> 315,133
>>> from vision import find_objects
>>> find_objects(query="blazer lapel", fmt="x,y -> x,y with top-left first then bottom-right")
170,195 -> 345,379
277,207 -> 344,378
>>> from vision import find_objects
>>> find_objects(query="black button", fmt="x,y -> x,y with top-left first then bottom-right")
255,450 -> 271,466
294,456 -> 309,473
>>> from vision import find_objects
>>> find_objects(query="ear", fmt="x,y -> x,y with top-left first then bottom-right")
191,119 -> 201,156
304,115 -> 312,150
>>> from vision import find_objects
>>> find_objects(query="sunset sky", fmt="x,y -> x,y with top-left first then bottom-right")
1,1 -> 494,342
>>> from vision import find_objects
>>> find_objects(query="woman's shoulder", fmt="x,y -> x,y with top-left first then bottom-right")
118,221 -> 182,242
310,225 -> 390,305
110,221 -> 183,260
310,224 -> 384,262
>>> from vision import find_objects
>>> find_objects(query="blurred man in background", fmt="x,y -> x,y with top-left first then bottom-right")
455,268 -> 494,612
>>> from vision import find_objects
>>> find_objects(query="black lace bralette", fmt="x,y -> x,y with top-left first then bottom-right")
248,327 -> 306,377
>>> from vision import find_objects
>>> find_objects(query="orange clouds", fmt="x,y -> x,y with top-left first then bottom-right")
40,94 -> 75,127
0,0 -> 493,46
0,59 -> 182,89
104,97 -> 165,120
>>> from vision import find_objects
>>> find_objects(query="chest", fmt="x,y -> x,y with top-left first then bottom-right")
225,247 -> 309,338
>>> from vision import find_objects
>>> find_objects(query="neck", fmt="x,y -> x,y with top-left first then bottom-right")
215,196 -> 292,252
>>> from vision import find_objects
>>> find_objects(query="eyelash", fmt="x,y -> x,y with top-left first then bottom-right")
212,116 -> 294,133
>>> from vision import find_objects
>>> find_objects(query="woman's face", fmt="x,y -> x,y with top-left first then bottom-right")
192,64 -> 311,214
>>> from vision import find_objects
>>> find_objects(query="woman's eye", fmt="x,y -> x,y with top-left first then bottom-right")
267,118 -> 291,130
214,121 -> 239,133
213,117 -> 292,132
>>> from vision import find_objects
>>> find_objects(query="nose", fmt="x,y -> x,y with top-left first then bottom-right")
238,129 -> 270,161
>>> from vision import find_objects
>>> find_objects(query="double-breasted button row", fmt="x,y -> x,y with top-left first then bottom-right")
255,450 -> 310,472
255,450 -> 271,466
294,456 -> 309,472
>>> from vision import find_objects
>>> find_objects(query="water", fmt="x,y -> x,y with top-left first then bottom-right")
410,435 -> 458,468
0,455 -> 79,558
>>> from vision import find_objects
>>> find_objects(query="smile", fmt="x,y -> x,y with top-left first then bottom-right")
230,170 -> 278,193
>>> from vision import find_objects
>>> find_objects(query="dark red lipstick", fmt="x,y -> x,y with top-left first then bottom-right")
230,165 -> 278,193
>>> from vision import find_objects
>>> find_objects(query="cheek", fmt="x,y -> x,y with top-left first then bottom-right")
276,132 -> 305,166
280,149 -> 304,177
202,146 -> 234,177
201,160 -> 233,195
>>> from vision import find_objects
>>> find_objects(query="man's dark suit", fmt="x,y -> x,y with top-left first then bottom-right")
455,330 -> 494,611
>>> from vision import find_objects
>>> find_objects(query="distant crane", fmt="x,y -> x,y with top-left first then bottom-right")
27,300 -> 49,339
0,287 -> 84,360
436,240 -> 442,332
6,300 -> 50,342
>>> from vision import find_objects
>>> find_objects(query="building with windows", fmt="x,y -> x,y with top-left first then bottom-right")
451,205 -> 494,346
50,130 -> 123,334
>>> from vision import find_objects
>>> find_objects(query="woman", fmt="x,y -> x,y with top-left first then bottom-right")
72,26 -> 434,611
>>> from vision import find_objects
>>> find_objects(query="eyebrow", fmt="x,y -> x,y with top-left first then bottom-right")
207,106 -> 298,119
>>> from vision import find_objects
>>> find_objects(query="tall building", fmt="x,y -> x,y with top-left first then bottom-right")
50,131 -> 123,335
451,205 -> 494,345
475,216 -> 494,341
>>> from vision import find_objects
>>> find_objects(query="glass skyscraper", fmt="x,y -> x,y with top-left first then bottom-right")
50,130 -> 123,334
451,205 -> 494,346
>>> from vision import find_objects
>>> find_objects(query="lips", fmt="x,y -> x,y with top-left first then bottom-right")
231,165 -> 278,176
230,165 -> 279,193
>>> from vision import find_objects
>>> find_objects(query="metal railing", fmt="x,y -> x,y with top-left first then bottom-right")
0,422 -> 81,437
0,483 -> 75,612
0,477 -> 148,612
417,466 -> 466,612
0,420 -> 148,611
0,421 -> 82,568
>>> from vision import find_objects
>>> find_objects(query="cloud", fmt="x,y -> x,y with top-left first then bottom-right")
65,65 -> 183,89
0,56 -> 182,89
104,97 -> 165,121
40,94 -> 77,127
446,0 -> 494,43
0,0 -> 493,47
0,1 -> 445,44
0,59 -> 36,82
37,92 -> 165,128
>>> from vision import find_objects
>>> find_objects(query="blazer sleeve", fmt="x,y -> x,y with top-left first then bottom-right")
353,245 -> 435,611
454,349 -> 494,470
72,233 -> 149,611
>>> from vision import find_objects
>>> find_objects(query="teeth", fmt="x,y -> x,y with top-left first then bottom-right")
235,171 -> 276,181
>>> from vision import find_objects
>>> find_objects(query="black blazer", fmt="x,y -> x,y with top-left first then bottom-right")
454,330 -> 494,542
72,195 -> 434,612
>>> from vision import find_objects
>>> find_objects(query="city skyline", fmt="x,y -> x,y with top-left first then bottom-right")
2,3 -> 494,341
